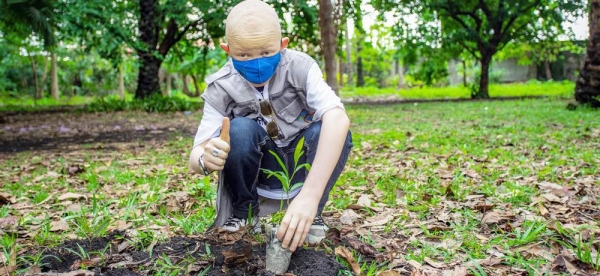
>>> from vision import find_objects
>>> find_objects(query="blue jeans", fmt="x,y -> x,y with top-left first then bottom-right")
223,117 -> 353,218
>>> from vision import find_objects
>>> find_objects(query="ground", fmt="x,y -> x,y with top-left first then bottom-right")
35,230 -> 342,275
0,110 -> 346,275
2,100 -> 600,275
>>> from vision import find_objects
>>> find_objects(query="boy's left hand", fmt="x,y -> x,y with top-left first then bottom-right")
276,194 -> 318,251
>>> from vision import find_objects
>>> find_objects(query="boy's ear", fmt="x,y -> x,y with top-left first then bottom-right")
280,37 -> 290,51
220,43 -> 230,54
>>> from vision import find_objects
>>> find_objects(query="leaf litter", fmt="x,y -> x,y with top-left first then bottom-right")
0,101 -> 599,275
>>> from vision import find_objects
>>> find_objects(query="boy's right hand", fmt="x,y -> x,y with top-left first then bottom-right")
203,117 -> 231,172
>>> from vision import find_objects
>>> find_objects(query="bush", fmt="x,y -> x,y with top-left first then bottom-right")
86,94 -> 201,113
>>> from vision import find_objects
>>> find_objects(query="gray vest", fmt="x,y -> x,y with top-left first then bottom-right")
202,49 -> 317,142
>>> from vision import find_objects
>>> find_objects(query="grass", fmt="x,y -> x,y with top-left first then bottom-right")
0,84 -> 599,274
0,90 -> 204,112
340,80 -> 576,99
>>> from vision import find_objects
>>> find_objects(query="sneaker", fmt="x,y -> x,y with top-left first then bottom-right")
222,215 -> 261,233
306,215 -> 329,244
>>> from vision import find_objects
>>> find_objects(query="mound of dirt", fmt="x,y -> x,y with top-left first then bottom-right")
29,231 -> 343,275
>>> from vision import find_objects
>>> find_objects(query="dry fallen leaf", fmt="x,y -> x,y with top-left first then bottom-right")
0,193 -> 16,205
361,210 -> 395,227
335,246 -> 360,275
377,270 -> 401,276
340,209 -> 361,225
58,192 -> 87,201
345,237 -> 378,256
50,219 -> 70,232
453,266 -> 468,276
478,256 -> 502,266
554,254 -> 581,275
0,216 -> 18,229
361,141 -> 372,151
222,243 -> 252,264
407,259 -> 422,270
357,194 -> 372,208
424,257 -> 446,269
481,211 -> 515,225
0,265 -> 17,275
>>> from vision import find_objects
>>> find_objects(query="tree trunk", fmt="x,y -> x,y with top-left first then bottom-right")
190,75 -> 200,97
356,45 -> 364,87
397,59 -> 406,89
474,55 -> 492,99
37,56 -> 50,99
344,20 -> 353,86
135,0 -> 161,99
165,73 -> 172,96
544,61 -> 553,80
29,54 -> 40,104
338,56 -> 344,88
462,60 -> 468,87
575,0 -> 600,108
50,52 -> 59,100
181,74 -> 192,96
118,63 -> 125,99
318,0 -> 338,95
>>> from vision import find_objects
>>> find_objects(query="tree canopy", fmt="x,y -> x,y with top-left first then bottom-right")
372,0 -> 587,98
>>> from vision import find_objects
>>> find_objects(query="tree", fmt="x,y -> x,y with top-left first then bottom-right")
134,0 -> 233,99
59,0 -> 234,99
373,0 -> 587,98
0,0 -> 55,48
1,0 -> 58,100
318,0 -> 338,93
575,0 -> 600,108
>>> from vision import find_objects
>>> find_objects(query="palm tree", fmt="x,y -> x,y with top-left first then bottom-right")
574,0 -> 600,108
0,0 -> 55,48
1,0 -> 58,101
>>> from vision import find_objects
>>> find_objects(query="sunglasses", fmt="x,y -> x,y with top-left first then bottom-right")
259,100 -> 280,139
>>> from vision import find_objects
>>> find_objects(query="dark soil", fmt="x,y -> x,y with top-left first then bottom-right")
0,111 -> 198,153
32,231 -> 342,275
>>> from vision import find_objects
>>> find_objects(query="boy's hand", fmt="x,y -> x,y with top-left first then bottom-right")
203,117 -> 231,172
276,194 -> 318,251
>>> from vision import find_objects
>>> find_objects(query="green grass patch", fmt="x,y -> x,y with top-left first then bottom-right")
340,80 -> 576,99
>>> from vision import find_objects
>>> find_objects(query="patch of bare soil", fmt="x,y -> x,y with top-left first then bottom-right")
31,231 -> 342,275
0,111 -> 198,153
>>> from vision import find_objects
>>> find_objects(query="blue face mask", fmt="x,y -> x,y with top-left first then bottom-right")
232,52 -> 281,84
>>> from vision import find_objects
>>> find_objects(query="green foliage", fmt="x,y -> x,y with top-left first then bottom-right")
372,0 -> 587,97
269,0 -> 320,56
86,94 -> 201,113
573,235 -> 600,270
0,0 -> 56,48
340,81 -> 576,99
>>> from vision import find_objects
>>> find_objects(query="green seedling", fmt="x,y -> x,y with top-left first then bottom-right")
261,136 -> 311,223
33,215 -> 62,246
152,253 -> 195,276
17,250 -> 60,271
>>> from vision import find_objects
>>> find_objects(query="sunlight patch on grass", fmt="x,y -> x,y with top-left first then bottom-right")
340,81 -> 575,99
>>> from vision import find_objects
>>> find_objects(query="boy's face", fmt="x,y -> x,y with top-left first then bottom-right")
221,0 -> 288,86
220,33 -> 289,86
223,35 -> 288,61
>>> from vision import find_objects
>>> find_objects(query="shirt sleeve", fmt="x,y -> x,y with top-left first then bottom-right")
305,63 -> 344,121
193,100 -> 224,147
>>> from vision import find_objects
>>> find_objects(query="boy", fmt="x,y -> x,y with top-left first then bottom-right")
189,0 -> 352,252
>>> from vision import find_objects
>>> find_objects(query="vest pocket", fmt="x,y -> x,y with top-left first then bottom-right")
232,101 -> 258,118
276,98 -> 304,123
